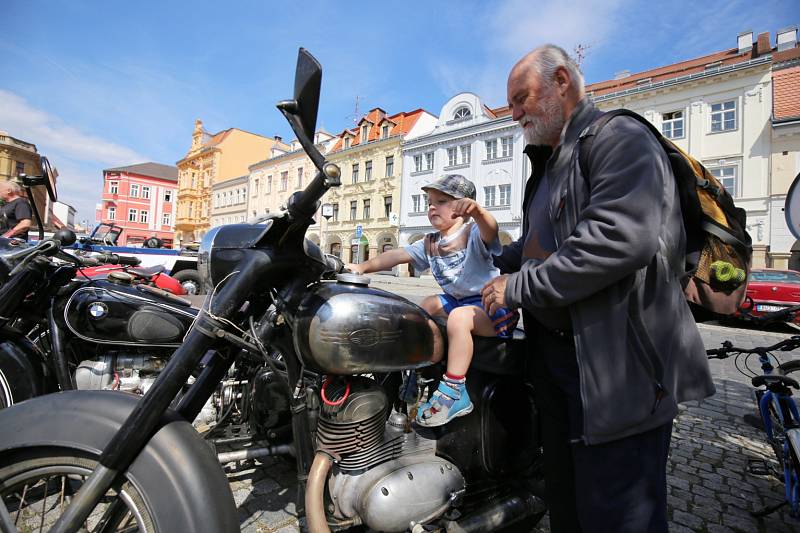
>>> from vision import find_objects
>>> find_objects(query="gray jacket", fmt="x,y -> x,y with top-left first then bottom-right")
501,99 -> 715,445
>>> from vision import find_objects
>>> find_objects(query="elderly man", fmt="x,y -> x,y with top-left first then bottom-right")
482,45 -> 715,532
0,181 -> 32,241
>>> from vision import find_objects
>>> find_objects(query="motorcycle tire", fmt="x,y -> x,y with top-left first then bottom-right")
0,390 -> 239,532
173,269 -> 202,295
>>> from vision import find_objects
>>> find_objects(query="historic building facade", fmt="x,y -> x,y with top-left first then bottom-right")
99,162 -> 178,246
174,119 -> 288,245
210,175 -> 249,227
586,29 -> 799,268
322,107 -> 437,267
400,94 -> 524,275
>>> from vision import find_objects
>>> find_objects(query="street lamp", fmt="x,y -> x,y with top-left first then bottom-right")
321,203 -> 333,254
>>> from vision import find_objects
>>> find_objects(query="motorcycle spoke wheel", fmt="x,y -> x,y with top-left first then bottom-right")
0,453 -> 155,533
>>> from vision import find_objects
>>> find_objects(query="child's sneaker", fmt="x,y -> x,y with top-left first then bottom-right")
416,377 -> 473,427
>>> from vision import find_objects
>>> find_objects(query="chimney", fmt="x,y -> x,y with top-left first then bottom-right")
614,69 -> 631,80
777,26 -> 798,52
738,31 -> 753,54
755,32 -> 771,56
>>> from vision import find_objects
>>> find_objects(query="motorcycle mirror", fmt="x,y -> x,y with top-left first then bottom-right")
786,172 -> 800,241
54,229 -> 77,246
277,48 -> 325,171
40,156 -> 58,202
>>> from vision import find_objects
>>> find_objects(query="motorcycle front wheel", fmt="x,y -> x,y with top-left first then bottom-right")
0,450 -> 154,532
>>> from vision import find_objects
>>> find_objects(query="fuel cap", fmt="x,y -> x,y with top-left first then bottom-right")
336,272 -> 370,286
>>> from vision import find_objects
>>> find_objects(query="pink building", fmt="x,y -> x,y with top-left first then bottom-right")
98,163 -> 179,247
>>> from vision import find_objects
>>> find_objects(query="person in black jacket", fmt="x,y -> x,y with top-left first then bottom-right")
482,45 -> 714,533
0,181 -> 33,241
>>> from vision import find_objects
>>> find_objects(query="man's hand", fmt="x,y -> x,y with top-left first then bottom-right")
344,263 -> 364,274
450,198 -> 481,219
481,274 -> 510,315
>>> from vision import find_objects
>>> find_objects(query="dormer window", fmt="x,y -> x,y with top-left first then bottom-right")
361,125 -> 370,143
382,124 -> 390,139
453,106 -> 472,120
344,137 -> 351,148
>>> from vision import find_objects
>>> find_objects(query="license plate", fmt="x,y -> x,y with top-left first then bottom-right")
756,304 -> 785,312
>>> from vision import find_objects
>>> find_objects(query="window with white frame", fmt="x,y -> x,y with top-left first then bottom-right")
280,172 -> 288,191
386,155 -> 394,177
163,213 -> 171,226
297,167 -> 304,189
344,137 -> 351,149
453,106 -> 471,120
253,179 -> 260,196
425,152 -> 434,170
130,184 -> 139,197
412,194 -> 422,213
267,176 -> 272,193
363,199 -> 370,219
108,206 -> 116,220
361,125 -> 369,142
485,139 -> 498,160
365,160 -> 372,181
414,155 -> 423,173
499,184 -> 511,206
382,124 -> 390,138
128,209 -> 138,222
710,100 -> 737,132
350,201 -> 357,220
447,147 -> 457,167
501,136 -> 513,158
332,203 -> 339,222
708,164 -> 738,197
460,145 -> 471,165
140,211 -> 149,223
109,181 -> 118,194
141,186 -> 151,199
352,163 -> 359,184
213,194 -> 219,209
384,196 -> 392,218
484,186 -> 496,207
164,189 -> 172,202
662,111 -> 684,139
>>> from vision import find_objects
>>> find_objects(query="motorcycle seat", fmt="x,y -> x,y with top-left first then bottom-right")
129,265 -> 167,277
432,317 -> 527,376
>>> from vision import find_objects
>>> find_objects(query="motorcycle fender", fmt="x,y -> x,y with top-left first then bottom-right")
0,390 -> 239,533
0,334 -> 52,405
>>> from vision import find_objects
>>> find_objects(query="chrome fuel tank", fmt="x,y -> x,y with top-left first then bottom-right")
292,277 -> 443,374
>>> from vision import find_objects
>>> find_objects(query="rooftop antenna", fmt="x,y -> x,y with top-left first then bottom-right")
345,95 -> 363,127
572,42 -> 593,69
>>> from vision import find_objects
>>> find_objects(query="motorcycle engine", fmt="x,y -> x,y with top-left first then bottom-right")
320,377 -> 464,532
75,353 -> 166,395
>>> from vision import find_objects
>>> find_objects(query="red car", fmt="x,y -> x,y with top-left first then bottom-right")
741,268 -> 800,323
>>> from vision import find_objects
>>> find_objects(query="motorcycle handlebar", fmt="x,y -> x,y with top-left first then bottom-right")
94,253 -> 141,266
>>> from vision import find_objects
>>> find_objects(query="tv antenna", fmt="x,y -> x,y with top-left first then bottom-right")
345,95 -> 364,126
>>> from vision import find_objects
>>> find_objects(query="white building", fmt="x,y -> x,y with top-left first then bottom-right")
588,28 -> 799,268
52,201 -> 76,229
400,93 -> 525,273
210,175 -> 248,227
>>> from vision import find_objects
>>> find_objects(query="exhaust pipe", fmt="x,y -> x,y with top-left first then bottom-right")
443,491 -> 546,533
306,451 -> 334,533
217,444 -> 294,464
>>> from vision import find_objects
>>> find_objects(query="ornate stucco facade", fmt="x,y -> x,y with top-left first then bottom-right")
322,108 -> 437,269
174,119 -> 288,245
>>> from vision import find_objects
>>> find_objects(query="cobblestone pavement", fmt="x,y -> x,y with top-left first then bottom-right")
224,276 -> 800,532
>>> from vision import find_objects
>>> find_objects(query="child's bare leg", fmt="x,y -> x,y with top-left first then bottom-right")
421,295 -> 448,363
445,306 -> 496,376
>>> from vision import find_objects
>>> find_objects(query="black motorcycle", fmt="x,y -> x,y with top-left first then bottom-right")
0,49 -> 544,533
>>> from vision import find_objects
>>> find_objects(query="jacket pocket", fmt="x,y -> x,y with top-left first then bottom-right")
627,296 -> 667,414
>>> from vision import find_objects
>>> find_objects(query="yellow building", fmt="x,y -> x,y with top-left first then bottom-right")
0,130 -> 56,228
174,119 -> 289,244
323,108 -> 436,266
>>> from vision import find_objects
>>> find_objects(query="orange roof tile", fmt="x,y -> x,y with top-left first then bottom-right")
774,65 -> 800,120
329,107 -> 429,153
586,45 -> 769,97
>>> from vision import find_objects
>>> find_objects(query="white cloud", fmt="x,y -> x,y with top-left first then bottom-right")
0,89 -> 145,165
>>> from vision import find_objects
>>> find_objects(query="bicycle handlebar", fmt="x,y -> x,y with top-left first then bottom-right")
706,336 -> 800,359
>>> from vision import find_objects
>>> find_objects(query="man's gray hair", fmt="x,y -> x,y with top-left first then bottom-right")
0,180 -> 23,195
530,44 -> 585,94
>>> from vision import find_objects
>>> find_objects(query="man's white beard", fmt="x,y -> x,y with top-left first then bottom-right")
521,89 -> 565,146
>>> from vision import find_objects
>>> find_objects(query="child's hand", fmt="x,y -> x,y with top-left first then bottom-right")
345,263 -> 364,274
450,198 -> 480,218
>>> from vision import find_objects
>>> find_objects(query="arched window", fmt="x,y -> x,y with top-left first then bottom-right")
453,106 -> 472,120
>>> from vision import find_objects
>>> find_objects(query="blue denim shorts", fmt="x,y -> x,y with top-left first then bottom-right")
437,293 -> 519,338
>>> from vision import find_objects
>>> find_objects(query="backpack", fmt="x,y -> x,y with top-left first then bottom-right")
578,109 -> 752,315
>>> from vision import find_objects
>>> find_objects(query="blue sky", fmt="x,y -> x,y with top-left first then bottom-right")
1,0 -> 797,223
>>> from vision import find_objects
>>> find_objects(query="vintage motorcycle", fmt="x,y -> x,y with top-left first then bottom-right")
0,49 -> 545,533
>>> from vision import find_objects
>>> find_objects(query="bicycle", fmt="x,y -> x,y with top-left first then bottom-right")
706,303 -> 800,519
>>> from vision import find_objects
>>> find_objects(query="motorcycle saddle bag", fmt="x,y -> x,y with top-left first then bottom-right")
63,284 -> 197,347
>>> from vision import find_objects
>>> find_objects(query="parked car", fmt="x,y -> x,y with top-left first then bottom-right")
740,268 -> 800,324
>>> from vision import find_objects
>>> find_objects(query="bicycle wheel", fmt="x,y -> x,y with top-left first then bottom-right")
0,449 -> 155,532
786,429 -> 800,517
